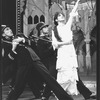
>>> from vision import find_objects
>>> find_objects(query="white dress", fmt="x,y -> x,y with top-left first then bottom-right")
52,22 -> 79,95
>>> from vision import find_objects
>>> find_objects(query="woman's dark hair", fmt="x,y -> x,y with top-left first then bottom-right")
54,12 -> 64,26
54,12 -> 59,26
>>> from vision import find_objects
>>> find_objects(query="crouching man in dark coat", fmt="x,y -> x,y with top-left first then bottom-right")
6,33 -> 73,100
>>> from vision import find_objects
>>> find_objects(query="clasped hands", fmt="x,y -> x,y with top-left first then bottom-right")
12,37 -> 25,52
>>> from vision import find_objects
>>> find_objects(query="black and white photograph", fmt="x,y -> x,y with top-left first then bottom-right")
1,0 -> 97,100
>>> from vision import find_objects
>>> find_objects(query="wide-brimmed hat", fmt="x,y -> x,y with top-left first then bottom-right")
40,24 -> 49,30
36,22 -> 49,31
1,25 -> 7,32
36,22 -> 44,31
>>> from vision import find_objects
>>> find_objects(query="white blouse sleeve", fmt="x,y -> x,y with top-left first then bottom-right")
66,11 -> 78,30
52,30 -> 58,50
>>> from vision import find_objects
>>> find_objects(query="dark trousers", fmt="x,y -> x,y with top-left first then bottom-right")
43,69 -> 92,99
77,77 -> 92,99
2,61 -> 17,84
32,60 -> 73,100
41,56 -> 57,79
41,57 -> 57,99
6,60 -> 73,100
6,63 -> 41,100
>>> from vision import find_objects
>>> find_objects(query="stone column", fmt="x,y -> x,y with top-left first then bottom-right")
23,0 -> 28,36
16,0 -> 21,34
44,0 -> 49,24
84,8 -> 91,73
62,1 -> 67,20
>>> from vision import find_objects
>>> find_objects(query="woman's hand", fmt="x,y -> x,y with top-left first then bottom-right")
71,0 -> 80,13
77,0 -> 80,2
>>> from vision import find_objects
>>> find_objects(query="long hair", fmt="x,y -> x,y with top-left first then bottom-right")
54,12 -> 64,26
53,26 -> 62,42
54,12 -> 59,26
53,12 -> 64,42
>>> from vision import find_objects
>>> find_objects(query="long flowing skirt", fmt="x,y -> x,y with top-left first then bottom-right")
56,46 -> 79,95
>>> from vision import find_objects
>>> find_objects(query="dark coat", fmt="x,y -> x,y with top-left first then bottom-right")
37,36 -> 57,78
7,39 -> 73,100
1,38 -> 17,84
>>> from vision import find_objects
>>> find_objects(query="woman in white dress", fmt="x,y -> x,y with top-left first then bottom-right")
52,0 -> 80,95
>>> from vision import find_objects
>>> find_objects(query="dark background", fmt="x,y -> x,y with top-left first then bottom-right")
1,1 -> 16,99
1,0 -> 16,34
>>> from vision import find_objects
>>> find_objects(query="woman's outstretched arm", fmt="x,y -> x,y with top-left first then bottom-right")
71,0 -> 80,13
65,0 -> 80,28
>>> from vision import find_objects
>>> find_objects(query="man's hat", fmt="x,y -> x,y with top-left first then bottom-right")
40,23 -> 49,30
36,22 -> 44,31
36,22 -> 49,31
1,25 -> 7,32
